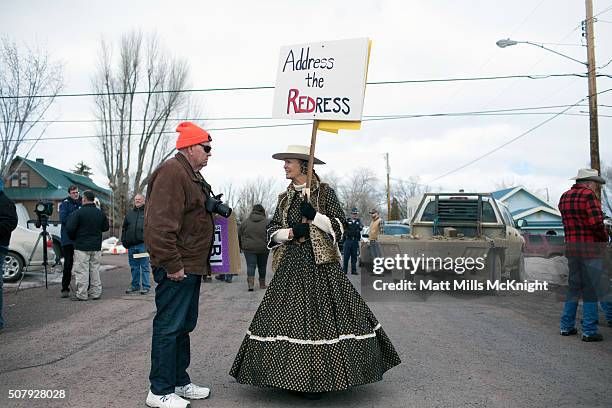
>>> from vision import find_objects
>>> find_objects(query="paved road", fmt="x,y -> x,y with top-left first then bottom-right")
1,255 -> 611,407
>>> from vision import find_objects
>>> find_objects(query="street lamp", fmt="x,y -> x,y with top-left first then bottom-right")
496,36 -> 600,174
496,38 -> 586,66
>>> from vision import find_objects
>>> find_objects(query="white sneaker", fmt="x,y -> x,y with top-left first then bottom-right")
145,391 -> 190,408
175,383 -> 210,399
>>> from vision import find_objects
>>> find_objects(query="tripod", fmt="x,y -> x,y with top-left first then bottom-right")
15,218 -> 52,293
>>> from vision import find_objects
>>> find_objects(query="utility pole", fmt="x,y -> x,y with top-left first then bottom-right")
585,0 -> 600,173
385,153 -> 391,220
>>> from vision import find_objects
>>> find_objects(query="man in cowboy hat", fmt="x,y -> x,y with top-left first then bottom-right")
144,122 -> 214,407
368,208 -> 383,261
343,207 -> 363,275
558,168 -> 611,342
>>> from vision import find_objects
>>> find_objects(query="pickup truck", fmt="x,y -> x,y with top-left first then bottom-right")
359,192 -> 525,284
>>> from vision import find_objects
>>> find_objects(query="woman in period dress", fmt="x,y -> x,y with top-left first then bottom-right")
230,145 -> 401,394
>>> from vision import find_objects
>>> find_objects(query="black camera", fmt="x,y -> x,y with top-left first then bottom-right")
206,193 -> 232,218
198,179 -> 232,218
35,201 -> 54,217
34,201 -> 54,228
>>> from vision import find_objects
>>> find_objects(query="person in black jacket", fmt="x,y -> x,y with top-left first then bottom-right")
59,185 -> 82,298
66,190 -> 109,301
343,207 -> 363,275
0,182 -> 18,330
238,204 -> 269,291
122,193 -> 150,294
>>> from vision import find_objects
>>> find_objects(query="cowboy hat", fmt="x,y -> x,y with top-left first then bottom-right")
272,145 -> 325,164
570,168 -> 606,184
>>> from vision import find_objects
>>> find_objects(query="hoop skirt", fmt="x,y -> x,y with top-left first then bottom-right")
229,185 -> 401,392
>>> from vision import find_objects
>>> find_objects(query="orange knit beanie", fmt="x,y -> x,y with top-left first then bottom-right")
175,122 -> 211,149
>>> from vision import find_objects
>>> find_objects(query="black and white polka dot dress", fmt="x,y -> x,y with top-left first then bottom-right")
229,183 -> 401,392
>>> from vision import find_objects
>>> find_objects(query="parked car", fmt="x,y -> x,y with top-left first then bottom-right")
361,221 -> 411,243
359,221 -> 411,265
522,233 -> 565,258
382,223 -> 411,236
3,225 -> 59,282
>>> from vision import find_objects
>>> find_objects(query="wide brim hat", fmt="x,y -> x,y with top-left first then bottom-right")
272,145 -> 325,165
571,168 -> 606,184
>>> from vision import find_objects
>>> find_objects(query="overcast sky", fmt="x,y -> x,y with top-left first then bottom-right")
3,0 -> 612,205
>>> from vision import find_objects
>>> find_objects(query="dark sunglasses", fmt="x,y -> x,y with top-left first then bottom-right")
199,144 -> 212,153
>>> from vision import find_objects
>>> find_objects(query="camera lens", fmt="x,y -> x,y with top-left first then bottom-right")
217,203 -> 232,218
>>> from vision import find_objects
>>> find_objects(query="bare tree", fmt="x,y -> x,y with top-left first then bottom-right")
391,176 -> 432,218
334,168 -> 384,219
92,32 -> 198,231
0,37 -> 63,178
493,177 -> 518,191
224,177 -> 281,222
320,170 -> 341,193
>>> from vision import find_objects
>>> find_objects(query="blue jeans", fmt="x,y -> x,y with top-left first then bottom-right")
244,252 -> 268,279
560,257 -> 606,336
600,301 -> 612,322
150,267 -> 201,395
369,240 -> 382,261
343,239 -> 359,273
0,247 -> 6,329
128,243 -> 150,290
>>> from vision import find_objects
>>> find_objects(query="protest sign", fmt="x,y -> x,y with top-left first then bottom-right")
210,213 -> 241,275
272,38 -> 370,122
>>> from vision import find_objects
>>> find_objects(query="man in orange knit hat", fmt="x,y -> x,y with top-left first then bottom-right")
144,122 -> 214,408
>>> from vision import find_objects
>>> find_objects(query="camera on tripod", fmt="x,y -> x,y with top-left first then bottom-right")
34,200 -> 54,228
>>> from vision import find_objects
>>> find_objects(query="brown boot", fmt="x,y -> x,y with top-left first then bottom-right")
259,278 -> 267,289
247,277 -> 255,291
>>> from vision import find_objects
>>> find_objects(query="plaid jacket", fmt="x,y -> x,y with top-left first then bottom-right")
558,184 -> 609,257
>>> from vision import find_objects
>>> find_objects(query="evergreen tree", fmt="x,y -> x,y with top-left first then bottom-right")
72,161 -> 93,177
389,197 -> 401,220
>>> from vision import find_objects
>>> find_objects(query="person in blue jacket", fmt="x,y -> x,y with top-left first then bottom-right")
59,185 -> 82,298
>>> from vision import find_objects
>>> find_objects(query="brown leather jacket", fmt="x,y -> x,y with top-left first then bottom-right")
144,153 -> 214,275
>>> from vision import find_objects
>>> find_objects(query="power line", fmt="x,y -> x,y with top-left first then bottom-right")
5,103 -> 609,124
539,42 -> 585,47
427,87 -> 612,184
0,72 -> 599,100
6,107 -> 611,143
594,4 -> 612,18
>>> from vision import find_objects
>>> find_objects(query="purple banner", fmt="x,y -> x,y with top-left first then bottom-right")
210,217 -> 230,273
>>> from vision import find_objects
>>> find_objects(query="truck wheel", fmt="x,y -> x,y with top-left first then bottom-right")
3,251 -> 24,283
510,253 -> 526,281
